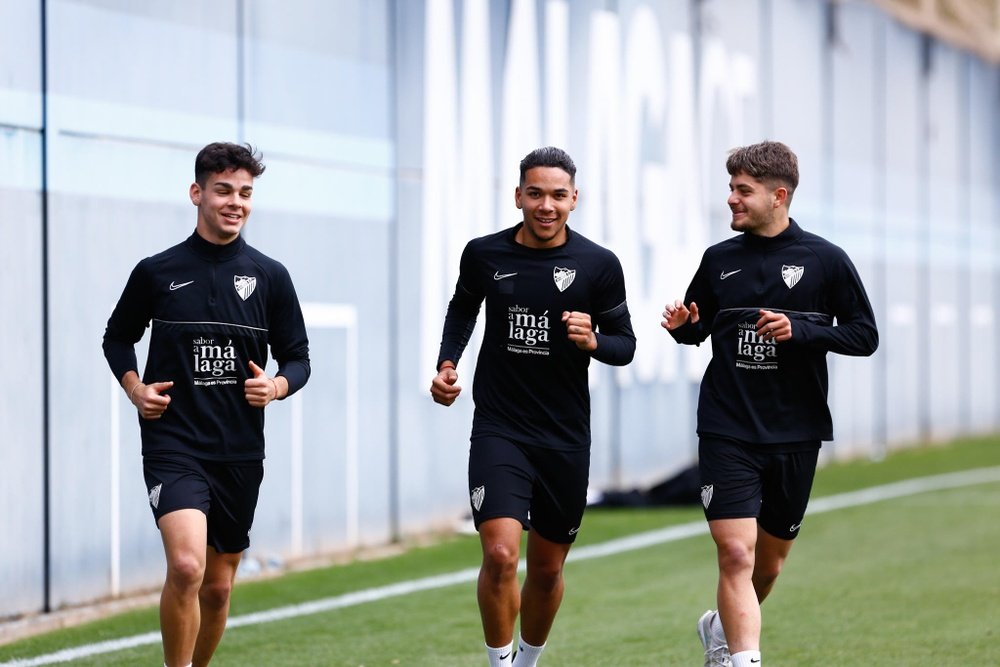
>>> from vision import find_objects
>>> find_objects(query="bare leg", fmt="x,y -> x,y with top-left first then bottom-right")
710,517 -> 760,654
752,527 -> 794,604
711,519 -> 797,654
477,518 -> 524,647
158,510 -> 208,667
192,548 -> 243,667
518,529 -> 572,646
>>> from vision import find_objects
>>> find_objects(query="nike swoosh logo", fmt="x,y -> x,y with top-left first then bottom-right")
499,653 -> 511,660
720,269 -> 742,280
169,280 -> 195,291
750,660 -> 761,664
494,271 -> 517,280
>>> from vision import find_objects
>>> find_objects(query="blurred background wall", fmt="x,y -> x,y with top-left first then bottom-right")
1,0 -> 997,619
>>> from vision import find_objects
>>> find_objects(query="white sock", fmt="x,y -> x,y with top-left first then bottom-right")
512,636 -> 546,666
731,649 -> 761,666
486,642 -> 514,667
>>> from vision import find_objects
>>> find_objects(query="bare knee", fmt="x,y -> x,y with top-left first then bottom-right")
166,553 -> 205,593
526,559 -> 564,593
716,539 -> 755,577
481,541 -> 519,586
755,555 -> 783,581
198,579 -> 234,612
752,556 -> 785,596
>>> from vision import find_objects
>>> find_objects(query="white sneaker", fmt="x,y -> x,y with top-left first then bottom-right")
697,610 -> 731,667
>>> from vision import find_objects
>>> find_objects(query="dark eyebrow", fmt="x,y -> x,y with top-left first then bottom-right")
212,181 -> 253,193
526,186 -> 570,194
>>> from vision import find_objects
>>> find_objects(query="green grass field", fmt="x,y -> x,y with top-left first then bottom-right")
2,437 -> 998,666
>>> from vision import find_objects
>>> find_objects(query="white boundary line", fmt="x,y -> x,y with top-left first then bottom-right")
4,466 -> 1000,666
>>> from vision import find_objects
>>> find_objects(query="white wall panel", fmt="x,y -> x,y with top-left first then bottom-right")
0,179 -> 45,617
926,45 -> 966,440
882,20 -> 924,446
827,3 -> 882,458
965,60 -> 999,432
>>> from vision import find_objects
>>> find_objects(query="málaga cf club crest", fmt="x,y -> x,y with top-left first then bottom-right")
234,275 -> 257,301
781,265 -> 804,289
553,266 -> 576,292
471,485 -> 485,512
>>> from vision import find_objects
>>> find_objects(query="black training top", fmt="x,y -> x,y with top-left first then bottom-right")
669,219 -> 878,445
103,231 -> 311,462
437,223 -> 636,451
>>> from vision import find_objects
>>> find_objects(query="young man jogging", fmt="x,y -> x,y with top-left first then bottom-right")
431,146 -> 636,667
662,141 -> 878,667
103,142 -> 310,667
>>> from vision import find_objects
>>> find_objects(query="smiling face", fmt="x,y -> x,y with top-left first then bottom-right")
514,166 -> 578,249
190,168 -> 255,245
727,170 -> 788,237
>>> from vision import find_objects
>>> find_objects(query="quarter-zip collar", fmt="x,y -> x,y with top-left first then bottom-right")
507,221 -> 575,253
742,218 -> 803,252
185,230 -> 245,261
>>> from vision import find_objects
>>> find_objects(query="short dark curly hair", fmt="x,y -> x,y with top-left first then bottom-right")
194,142 -> 265,186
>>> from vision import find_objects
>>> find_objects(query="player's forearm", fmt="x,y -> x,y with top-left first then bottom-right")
590,331 -> 636,365
275,358 -> 310,398
668,319 -> 707,345
795,318 -> 879,357
437,294 -> 481,369
103,337 -> 139,386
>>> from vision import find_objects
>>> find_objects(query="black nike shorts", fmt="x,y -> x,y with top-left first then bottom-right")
468,436 -> 590,544
698,436 -> 820,541
142,453 -> 264,553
